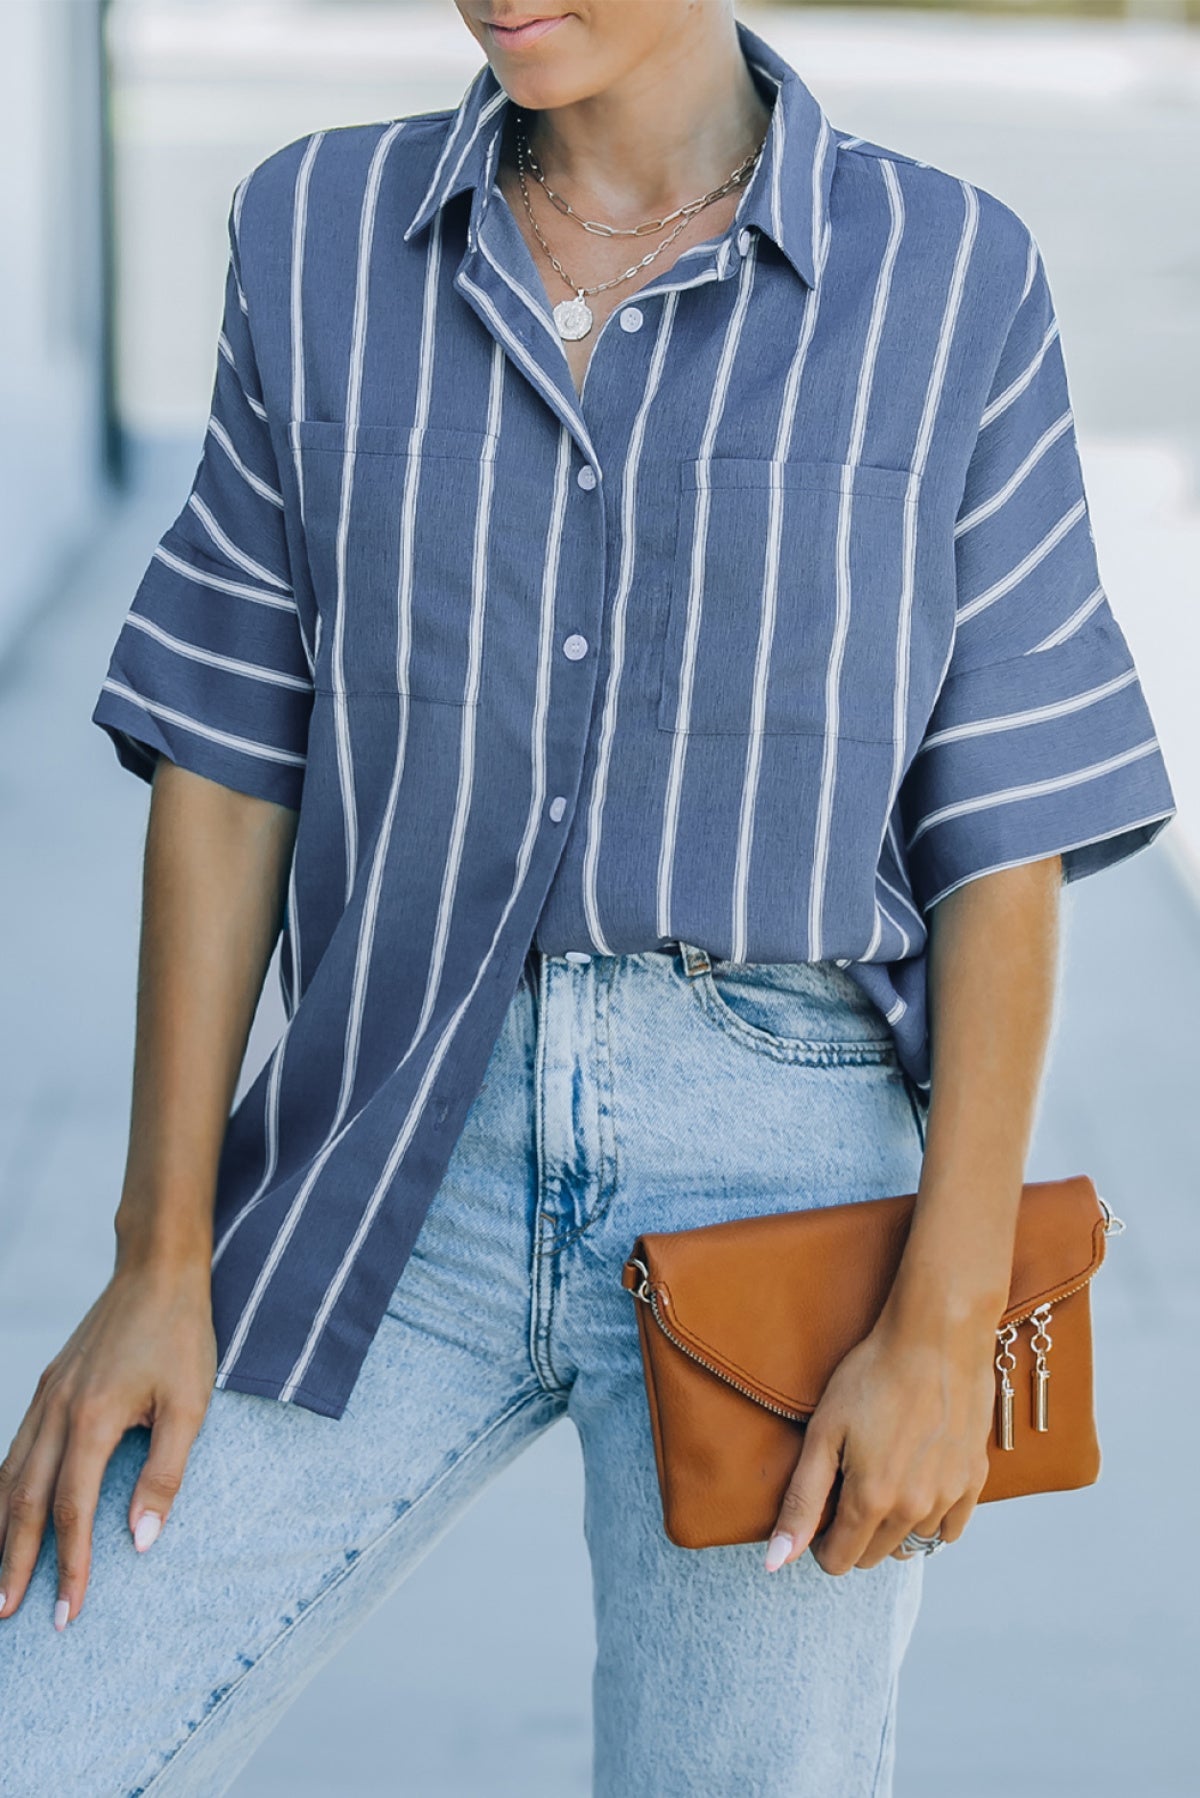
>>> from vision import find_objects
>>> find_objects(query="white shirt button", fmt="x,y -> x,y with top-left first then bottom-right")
619,306 -> 643,333
562,633 -> 588,661
577,465 -> 597,490
564,950 -> 591,963
548,795 -> 567,822
737,227 -> 752,255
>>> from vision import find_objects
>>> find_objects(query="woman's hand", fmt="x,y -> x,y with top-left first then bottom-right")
757,856 -> 1063,1576
0,1260 -> 216,1628
762,1302 -> 998,1575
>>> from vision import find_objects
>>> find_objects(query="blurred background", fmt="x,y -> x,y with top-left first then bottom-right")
1,2 -> 1197,1793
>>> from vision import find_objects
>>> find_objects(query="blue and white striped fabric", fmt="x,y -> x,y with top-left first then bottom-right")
91,18 -> 1177,1421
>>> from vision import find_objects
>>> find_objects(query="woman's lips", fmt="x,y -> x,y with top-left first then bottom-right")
486,14 -> 566,49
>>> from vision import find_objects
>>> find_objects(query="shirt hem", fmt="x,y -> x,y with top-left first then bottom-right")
212,1366 -> 346,1421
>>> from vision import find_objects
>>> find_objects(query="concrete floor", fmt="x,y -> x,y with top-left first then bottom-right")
2,6 -> 1198,1793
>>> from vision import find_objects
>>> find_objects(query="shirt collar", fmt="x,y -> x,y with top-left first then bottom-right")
401,17 -> 835,291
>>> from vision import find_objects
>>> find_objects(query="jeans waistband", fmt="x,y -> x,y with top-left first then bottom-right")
524,938 -> 690,976
524,940 -> 845,984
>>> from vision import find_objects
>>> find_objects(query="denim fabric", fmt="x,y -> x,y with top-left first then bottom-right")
0,946 -> 929,1797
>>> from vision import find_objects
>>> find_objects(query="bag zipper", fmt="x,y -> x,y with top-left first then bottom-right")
629,1268 -> 809,1421
625,1193 -> 1125,1426
997,1191 -> 1124,1329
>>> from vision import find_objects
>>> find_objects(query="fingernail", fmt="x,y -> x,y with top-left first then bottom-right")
134,1511 -> 162,1552
0,1591 -> 7,1614
764,1531 -> 793,1573
54,1597 -> 69,1632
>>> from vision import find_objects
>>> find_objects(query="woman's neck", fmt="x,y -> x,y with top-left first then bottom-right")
497,49 -> 772,230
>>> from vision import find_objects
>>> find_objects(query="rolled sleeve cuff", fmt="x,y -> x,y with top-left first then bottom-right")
92,670 -> 309,812
903,620 -> 1178,910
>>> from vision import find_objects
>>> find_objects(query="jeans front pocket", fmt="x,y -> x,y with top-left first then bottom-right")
691,956 -> 899,1066
898,1064 -> 930,1153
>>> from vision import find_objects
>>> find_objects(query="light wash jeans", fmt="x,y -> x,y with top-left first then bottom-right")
0,942 -> 931,1797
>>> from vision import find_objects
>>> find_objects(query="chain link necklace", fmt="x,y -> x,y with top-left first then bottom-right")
513,108 -> 768,342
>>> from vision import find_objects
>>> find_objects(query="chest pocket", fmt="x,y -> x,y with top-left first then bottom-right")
656,457 -> 919,743
291,419 -> 503,704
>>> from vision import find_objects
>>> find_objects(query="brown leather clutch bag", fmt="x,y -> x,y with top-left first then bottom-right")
620,1174 -> 1124,1550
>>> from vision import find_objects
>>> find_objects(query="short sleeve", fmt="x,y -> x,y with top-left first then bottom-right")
91,182 -> 313,811
899,233 -> 1177,912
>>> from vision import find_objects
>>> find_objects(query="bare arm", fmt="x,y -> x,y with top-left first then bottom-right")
0,758 -> 297,1628
766,852 -> 1062,1574
880,853 -> 1060,1335
114,757 -> 298,1269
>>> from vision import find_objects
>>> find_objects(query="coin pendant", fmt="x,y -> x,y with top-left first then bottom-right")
554,295 -> 594,341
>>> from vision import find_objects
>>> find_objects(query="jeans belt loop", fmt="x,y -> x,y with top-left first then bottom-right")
677,940 -> 712,980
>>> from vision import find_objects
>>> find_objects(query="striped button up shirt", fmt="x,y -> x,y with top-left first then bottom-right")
91,18 -> 1177,1420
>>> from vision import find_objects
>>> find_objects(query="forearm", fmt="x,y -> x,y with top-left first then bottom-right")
113,757 -> 298,1274
880,854 -> 1062,1342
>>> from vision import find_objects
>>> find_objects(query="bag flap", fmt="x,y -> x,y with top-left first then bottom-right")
630,1174 -> 1106,1418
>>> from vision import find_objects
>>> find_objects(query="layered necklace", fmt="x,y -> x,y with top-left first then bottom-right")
512,106 -> 769,342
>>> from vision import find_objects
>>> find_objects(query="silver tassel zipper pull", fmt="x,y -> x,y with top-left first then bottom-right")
1029,1303 -> 1053,1432
995,1321 -> 1019,1451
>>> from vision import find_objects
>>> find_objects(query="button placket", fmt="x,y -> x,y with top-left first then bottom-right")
547,443 -> 602,838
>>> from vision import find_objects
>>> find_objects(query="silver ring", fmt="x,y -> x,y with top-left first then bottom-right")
899,1527 -> 947,1556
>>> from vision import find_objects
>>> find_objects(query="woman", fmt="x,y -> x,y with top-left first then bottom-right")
0,3 -> 1177,1794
